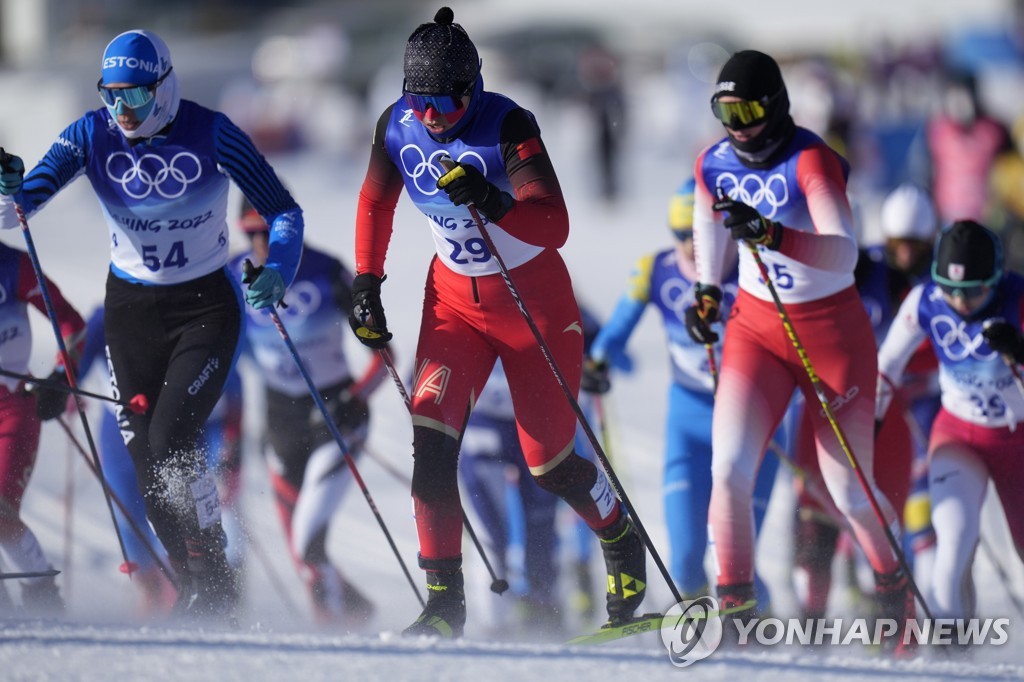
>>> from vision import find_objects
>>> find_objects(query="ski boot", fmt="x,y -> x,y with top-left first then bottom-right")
402,569 -> 466,639
875,569 -> 917,658
174,534 -> 239,624
716,582 -> 758,646
20,574 -> 65,616
308,562 -> 375,628
598,514 -> 646,624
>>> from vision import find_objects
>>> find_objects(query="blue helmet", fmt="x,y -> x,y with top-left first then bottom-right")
99,30 -> 180,139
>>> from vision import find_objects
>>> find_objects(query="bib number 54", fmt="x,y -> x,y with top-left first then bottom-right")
142,240 -> 189,272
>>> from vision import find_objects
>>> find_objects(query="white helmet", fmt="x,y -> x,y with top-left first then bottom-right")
880,184 -> 937,242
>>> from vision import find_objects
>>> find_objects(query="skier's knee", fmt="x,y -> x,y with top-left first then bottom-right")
533,451 -> 596,497
411,425 -> 460,504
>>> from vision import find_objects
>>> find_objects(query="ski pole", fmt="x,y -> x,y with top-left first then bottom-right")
62,425 -> 75,602
55,417 -> 177,584
705,343 -> 719,393
242,259 -> 424,608
438,157 -> 682,605
0,367 -> 149,413
376,347 -> 511,595
740,236 -> 932,620
0,569 -> 60,580
364,440 -> 514,584
1,148 -> 134,577
591,394 -> 615,463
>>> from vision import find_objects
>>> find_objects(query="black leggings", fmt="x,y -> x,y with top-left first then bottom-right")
104,268 -> 242,563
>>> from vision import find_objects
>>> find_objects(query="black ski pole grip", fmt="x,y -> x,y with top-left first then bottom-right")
241,257 -> 259,284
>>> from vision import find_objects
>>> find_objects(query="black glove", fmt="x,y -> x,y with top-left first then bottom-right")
580,357 -> 610,395
712,196 -> 782,249
684,283 -> 723,345
32,370 -> 70,421
983,320 -> 1024,363
348,273 -> 392,349
0,149 -> 24,196
329,384 -> 370,432
436,162 -> 512,222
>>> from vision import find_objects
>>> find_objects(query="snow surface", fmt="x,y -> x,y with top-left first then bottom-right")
1,52 -> 1023,682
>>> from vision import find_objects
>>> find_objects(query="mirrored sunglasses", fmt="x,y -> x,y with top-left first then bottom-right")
403,92 -> 465,116
711,98 -> 767,129
97,68 -> 173,109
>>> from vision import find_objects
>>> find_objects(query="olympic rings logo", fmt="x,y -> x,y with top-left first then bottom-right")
660,276 -> 737,323
398,145 -> 487,196
105,151 -> 203,200
248,280 -> 322,325
660,277 -> 693,320
930,315 -> 995,361
715,172 -> 789,219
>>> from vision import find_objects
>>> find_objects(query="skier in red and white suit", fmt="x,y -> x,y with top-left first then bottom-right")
349,7 -> 646,638
685,50 -> 914,653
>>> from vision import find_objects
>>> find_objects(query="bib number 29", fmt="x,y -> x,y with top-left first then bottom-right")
142,240 -> 189,272
446,236 -> 491,265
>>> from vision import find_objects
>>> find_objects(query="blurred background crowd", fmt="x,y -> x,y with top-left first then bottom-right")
2,0 -> 1023,264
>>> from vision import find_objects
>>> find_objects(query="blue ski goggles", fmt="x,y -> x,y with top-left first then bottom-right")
97,68 -> 173,109
403,92 -> 466,116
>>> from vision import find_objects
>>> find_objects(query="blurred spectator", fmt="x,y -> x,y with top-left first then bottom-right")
988,113 -> 1024,271
911,69 -> 1012,225
576,43 -> 626,203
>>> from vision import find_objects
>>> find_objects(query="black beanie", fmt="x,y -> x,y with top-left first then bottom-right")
403,7 -> 479,95
713,50 -> 795,162
932,220 -> 1003,287
714,50 -> 785,101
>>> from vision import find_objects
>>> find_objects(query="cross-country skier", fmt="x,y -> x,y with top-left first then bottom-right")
350,7 -> 646,638
0,29 -> 303,621
685,49 -> 915,654
0,243 -> 84,614
230,201 -> 380,628
877,220 -> 1024,628
77,305 -> 248,618
581,178 -> 780,606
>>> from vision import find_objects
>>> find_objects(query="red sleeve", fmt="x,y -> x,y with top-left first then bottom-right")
354,108 -> 405,277
492,108 -> 569,248
776,143 -> 858,273
16,253 -> 86,367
